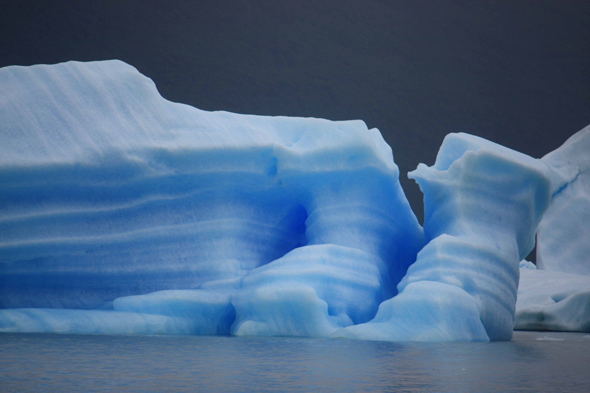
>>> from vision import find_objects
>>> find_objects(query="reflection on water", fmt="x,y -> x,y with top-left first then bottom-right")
0,331 -> 589,392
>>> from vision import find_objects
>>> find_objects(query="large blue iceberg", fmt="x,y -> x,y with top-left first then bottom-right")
0,60 -> 567,340
0,60 -> 424,336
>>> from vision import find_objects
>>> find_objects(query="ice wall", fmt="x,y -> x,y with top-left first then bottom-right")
0,60 -> 423,335
334,134 -> 552,341
537,126 -> 590,276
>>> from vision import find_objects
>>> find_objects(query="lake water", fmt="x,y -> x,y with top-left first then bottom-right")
1,331 -> 589,392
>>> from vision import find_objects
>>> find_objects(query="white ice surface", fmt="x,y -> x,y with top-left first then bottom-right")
334,133 -> 552,342
515,265 -> 590,332
537,125 -> 590,276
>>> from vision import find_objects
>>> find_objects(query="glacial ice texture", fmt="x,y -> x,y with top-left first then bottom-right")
511,126 -> 590,333
537,126 -> 590,276
0,60 -> 423,336
515,264 -> 590,332
334,133 -> 552,341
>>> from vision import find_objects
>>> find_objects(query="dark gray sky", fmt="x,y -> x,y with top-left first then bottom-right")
2,0 -> 589,223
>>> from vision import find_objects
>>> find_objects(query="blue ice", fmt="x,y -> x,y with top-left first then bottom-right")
0,60 -> 423,337
0,60 -> 567,340
515,263 -> 590,332
513,126 -> 590,333
536,126 -> 590,276
333,133 -> 552,341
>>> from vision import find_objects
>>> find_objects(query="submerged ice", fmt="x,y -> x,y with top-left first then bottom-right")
0,59 -> 584,340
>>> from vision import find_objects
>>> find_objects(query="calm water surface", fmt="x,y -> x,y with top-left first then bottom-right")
1,331 -> 589,392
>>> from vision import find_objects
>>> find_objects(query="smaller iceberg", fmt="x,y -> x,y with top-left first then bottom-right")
536,125 -> 590,276
512,126 -> 590,333
334,133 -> 552,341
515,263 -> 590,332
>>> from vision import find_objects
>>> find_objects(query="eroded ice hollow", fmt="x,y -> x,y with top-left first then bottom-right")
0,60 -> 424,335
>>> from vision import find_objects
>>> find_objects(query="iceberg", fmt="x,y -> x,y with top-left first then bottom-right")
515,263 -> 590,332
536,126 -> 590,276
510,127 -> 590,334
0,60 -> 424,336
333,133 -> 552,341
2,59 -> 575,340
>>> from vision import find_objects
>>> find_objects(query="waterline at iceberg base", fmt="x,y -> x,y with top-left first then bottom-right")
0,60 -> 587,341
